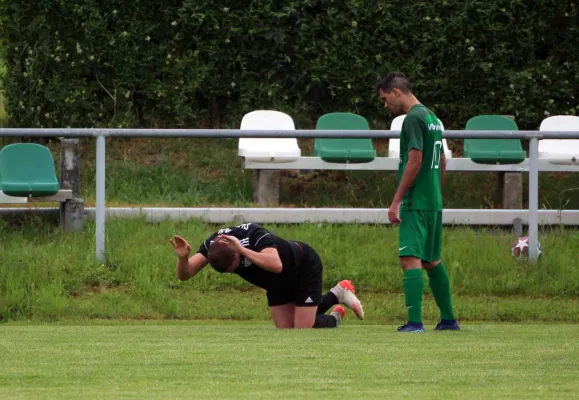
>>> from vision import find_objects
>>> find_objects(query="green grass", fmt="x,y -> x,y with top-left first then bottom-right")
0,322 -> 578,399
81,138 -> 254,206
1,218 -> 578,322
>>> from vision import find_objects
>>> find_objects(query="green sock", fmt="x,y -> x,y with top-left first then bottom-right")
427,261 -> 456,321
403,269 -> 424,324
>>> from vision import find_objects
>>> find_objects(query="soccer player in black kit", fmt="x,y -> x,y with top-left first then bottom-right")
170,223 -> 364,329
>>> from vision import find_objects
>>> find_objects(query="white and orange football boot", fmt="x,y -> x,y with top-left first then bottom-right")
330,280 -> 364,320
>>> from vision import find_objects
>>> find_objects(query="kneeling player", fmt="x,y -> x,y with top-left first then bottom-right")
170,223 -> 364,329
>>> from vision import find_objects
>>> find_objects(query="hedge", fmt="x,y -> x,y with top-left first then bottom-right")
1,0 -> 577,129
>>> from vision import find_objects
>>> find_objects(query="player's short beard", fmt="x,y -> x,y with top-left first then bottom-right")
391,102 -> 403,116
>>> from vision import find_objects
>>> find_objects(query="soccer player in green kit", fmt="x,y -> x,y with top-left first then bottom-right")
377,72 -> 459,332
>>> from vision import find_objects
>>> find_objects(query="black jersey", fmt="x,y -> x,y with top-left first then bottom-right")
197,223 -> 303,291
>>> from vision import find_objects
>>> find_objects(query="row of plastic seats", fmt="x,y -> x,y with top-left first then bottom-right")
238,111 -> 579,165
239,111 -> 380,163
1,113 -> 577,201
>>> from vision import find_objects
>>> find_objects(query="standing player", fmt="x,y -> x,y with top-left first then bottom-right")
170,223 -> 364,329
377,72 -> 459,332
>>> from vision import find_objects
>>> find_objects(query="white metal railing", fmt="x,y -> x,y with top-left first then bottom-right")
2,127 -> 579,261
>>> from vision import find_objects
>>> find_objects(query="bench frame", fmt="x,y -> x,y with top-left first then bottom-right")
245,156 -> 579,207
245,156 -> 579,172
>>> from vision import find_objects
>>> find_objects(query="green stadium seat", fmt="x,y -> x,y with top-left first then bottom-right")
314,113 -> 376,163
464,115 -> 526,164
0,143 -> 60,197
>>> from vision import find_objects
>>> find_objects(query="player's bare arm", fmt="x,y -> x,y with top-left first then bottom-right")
171,235 -> 208,281
218,235 -> 283,273
389,149 -> 423,223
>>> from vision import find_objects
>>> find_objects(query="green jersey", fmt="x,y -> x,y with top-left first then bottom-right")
398,104 -> 443,211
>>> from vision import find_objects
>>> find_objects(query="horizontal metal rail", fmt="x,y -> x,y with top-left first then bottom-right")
1,128 -> 579,139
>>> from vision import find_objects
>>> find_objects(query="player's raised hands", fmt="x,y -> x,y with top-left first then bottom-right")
170,235 -> 191,259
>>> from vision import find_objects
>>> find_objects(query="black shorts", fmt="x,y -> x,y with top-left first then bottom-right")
266,242 -> 323,307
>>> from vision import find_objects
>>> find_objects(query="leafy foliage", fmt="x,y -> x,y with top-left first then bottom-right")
0,0 -> 577,128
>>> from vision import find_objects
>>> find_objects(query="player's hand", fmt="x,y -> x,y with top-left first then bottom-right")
170,235 -> 191,259
388,201 -> 402,224
216,235 -> 244,254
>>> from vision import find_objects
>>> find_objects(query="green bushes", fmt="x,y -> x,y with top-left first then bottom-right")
0,1 -> 577,129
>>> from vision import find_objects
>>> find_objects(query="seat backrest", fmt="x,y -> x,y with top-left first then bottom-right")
463,115 -> 525,164
465,115 -> 518,131
390,115 -> 406,131
539,115 -> 579,132
238,110 -> 301,162
464,115 -> 522,150
538,115 -> 579,164
388,114 -> 452,158
316,112 -> 370,130
314,113 -> 375,163
387,115 -> 405,158
0,143 -> 58,182
240,110 -> 295,131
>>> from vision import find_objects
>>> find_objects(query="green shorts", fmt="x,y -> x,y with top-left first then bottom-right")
398,210 -> 442,263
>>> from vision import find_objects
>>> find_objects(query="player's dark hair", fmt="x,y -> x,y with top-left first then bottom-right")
376,72 -> 413,94
208,241 -> 236,273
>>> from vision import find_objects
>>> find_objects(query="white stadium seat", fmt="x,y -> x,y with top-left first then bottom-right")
539,115 -> 579,165
238,110 -> 301,163
387,114 -> 452,159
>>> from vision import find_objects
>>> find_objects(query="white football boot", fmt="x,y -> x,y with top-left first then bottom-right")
330,280 -> 364,320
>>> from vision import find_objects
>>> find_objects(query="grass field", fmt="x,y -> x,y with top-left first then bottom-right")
1,218 -> 579,322
1,322 -> 578,399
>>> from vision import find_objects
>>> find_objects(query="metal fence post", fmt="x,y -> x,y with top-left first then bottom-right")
96,134 -> 106,262
59,139 -> 85,232
528,136 -> 540,261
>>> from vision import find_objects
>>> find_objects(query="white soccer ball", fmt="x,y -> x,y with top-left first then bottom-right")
511,236 -> 542,258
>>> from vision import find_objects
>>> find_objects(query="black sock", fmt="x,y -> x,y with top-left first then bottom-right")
313,314 -> 338,328
317,291 -> 338,314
